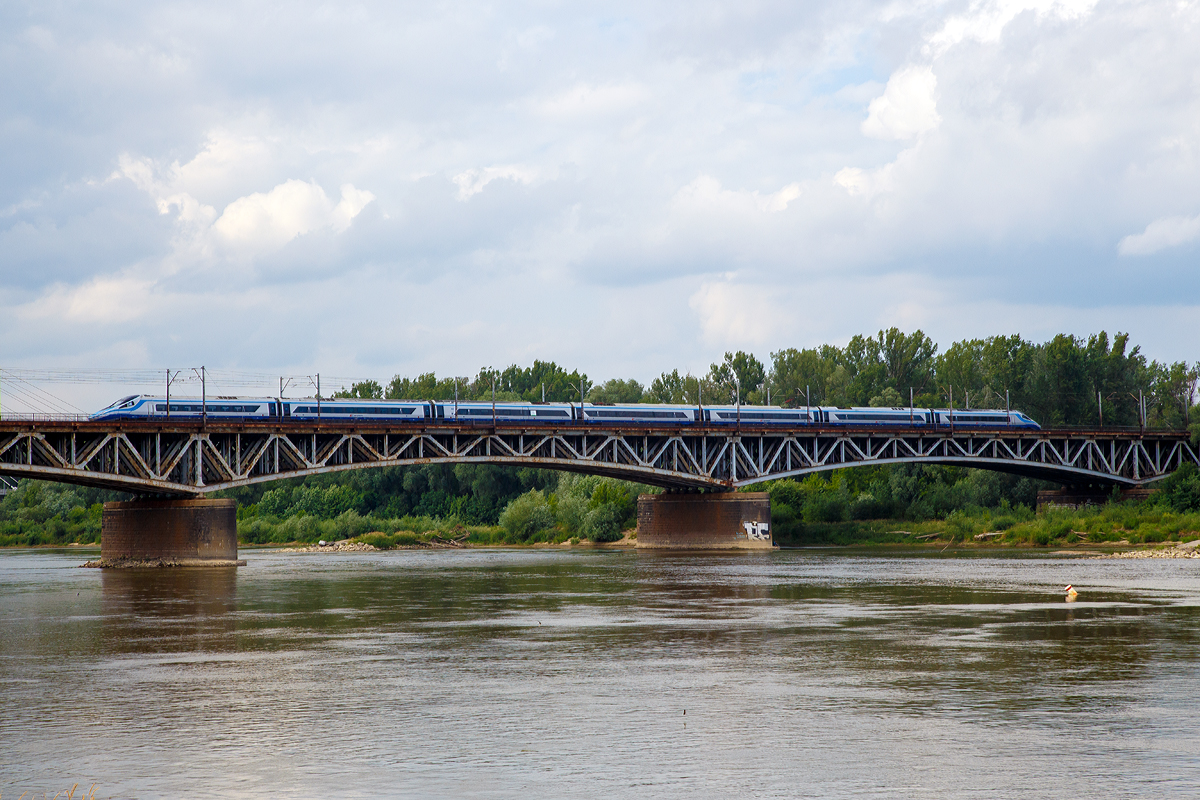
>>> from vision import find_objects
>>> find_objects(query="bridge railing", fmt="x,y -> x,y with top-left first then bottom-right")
0,414 -> 90,423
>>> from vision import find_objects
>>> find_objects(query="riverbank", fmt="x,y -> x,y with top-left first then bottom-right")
773,504 -> 1200,548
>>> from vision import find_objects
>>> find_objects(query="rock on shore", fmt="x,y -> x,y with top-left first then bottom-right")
1095,540 -> 1200,559
279,541 -> 378,553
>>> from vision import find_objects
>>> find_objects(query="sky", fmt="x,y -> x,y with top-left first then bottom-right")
2,0 -> 1198,409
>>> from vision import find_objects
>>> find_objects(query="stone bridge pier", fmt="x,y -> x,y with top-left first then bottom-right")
636,492 -> 773,549
93,498 -> 243,567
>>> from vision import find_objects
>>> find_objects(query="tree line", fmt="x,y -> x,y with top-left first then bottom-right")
337,330 -> 1198,429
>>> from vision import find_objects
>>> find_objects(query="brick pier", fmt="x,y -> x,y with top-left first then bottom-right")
95,498 -> 243,567
636,492 -> 773,550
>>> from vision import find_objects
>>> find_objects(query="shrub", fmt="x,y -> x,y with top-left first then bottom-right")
557,495 -> 589,534
498,490 -> 555,540
357,531 -> 420,549
583,503 -> 625,542
849,492 -> 885,520
804,493 -> 847,523
945,510 -> 982,541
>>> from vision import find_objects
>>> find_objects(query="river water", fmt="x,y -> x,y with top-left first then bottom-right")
2,547 -> 1199,799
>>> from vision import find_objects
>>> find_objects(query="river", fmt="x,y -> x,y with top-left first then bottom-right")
1,547 -> 1199,798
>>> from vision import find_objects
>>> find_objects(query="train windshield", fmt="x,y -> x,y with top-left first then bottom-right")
103,395 -> 138,410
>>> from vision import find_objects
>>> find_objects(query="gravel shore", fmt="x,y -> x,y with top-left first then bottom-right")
278,541 -> 379,553
1094,540 -> 1200,559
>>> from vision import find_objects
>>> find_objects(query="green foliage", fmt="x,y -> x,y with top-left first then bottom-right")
707,351 -> 766,404
869,387 -> 904,407
1152,463 -> 1200,513
588,378 -> 644,404
0,480 -> 119,546
582,503 -> 625,542
498,490 -> 556,540
334,380 -> 383,399
647,369 -> 702,404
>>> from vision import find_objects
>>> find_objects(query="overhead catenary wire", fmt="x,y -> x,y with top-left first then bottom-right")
1,374 -> 85,414
0,368 -> 365,390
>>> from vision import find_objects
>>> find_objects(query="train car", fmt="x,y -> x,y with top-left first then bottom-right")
443,402 -> 578,423
702,405 -> 1040,429
820,407 -> 1038,429
930,409 -> 1039,429
578,404 -> 699,424
286,399 -> 429,421
704,406 -> 816,424
90,395 -> 277,421
823,407 -> 927,426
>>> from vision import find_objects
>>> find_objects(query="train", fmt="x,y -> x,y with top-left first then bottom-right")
89,395 -> 1042,429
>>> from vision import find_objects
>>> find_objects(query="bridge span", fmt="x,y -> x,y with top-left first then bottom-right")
2,418 -> 1195,497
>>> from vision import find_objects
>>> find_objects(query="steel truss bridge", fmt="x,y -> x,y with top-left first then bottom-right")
1,419 -> 1196,497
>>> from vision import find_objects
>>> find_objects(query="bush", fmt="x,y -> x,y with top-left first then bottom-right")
945,510 -> 982,541
357,531 -> 420,549
1154,463 -> 1200,512
557,495 -> 589,534
583,503 -> 625,542
804,493 -> 847,523
849,492 -> 885,520
499,490 -> 555,541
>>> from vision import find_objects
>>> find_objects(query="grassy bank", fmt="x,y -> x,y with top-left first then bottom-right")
774,504 -> 1200,547
238,510 -> 621,548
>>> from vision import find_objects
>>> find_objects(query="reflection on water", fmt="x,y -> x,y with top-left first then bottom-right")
100,567 -> 239,654
2,548 -> 1199,798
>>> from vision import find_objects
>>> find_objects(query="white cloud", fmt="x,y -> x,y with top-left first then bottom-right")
833,165 -> 895,198
1118,213 -> 1200,256
689,278 -> 780,348
535,83 -> 649,118
22,276 -> 154,324
212,180 -> 374,254
862,66 -> 941,140
671,176 -> 801,215
452,165 -> 538,200
926,0 -> 1099,57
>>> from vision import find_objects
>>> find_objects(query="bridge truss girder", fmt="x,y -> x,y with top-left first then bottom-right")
0,424 -> 1196,497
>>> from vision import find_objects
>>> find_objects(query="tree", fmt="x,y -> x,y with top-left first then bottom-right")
936,339 -> 985,407
878,328 -> 937,395
386,372 -> 465,400
769,346 -> 845,407
334,380 -> 383,399
979,334 -> 1034,410
647,370 -> 702,404
706,351 -> 765,404
588,378 -> 644,404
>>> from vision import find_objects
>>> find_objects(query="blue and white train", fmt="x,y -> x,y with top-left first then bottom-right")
90,395 -> 1041,429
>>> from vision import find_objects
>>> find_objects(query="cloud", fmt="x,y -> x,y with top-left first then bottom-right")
833,165 -> 894,198
5,0 -> 1200,394
22,276 -> 154,325
452,166 -> 538,200
671,176 -> 801,215
212,180 -> 374,254
862,66 -> 940,140
535,82 -> 649,118
926,0 -> 1099,57
689,278 -> 780,348
1118,213 -> 1200,256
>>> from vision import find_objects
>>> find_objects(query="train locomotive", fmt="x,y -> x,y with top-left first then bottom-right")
90,395 -> 1041,429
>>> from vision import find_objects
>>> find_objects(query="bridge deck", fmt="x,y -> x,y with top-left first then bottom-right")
1,419 -> 1195,496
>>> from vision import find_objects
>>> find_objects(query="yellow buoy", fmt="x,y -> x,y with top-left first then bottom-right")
1065,584 -> 1078,602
